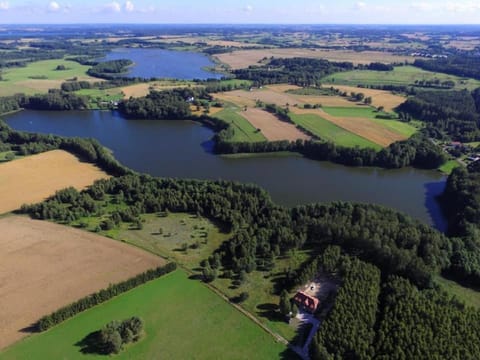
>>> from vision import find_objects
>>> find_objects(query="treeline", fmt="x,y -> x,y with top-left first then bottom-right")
87,59 -> 133,79
214,131 -> 446,169
36,263 -> 176,331
20,173 -> 462,289
0,91 -> 88,111
414,56 -> 480,81
233,57 -> 354,87
60,78 -> 140,92
398,89 -> 480,141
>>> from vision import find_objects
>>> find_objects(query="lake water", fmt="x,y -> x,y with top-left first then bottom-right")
102,48 -> 223,80
4,110 -> 447,231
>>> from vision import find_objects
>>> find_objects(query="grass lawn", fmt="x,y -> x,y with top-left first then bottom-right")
290,113 -> 381,149
0,59 -> 96,96
322,65 -> 480,91
0,270 -> 289,360
438,160 -> 462,174
214,105 -> 267,142
435,276 -> 480,309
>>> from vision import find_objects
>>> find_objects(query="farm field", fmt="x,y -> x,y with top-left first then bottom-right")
289,113 -> 380,149
0,215 -> 163,350
212,106 -> 267,142
0,270 -> 289,360
322,106 -> 418,137
0,59 -> 97,96
326,85 -> 407,112
291,107 -> 407,147
0,150 -> 109,215
214,86 -> 414,147
239,108 -> 310,141
322,65 -> 480,91
215,48 -> 416,70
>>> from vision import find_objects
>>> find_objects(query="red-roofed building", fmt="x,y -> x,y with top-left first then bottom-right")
293,291 -> 319,313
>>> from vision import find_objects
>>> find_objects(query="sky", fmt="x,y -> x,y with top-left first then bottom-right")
1,0 -> 480,24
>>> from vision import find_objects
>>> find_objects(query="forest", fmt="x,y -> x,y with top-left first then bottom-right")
398,89 -> 480,142
414,56 -> 480,81
87,59 -> 134,79
233,58 -> 354,86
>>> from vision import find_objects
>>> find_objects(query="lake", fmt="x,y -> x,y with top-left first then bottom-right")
102,48 -> 223,80
4,110 -> 447,231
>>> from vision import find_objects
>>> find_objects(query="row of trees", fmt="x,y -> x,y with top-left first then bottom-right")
414,56 -> 480,81
36,263 -> 176,331
214,132 -> 446,169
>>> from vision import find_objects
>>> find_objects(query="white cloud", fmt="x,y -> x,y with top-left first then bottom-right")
48,1 -> 60,12
410,2 -> 435,12
125,1 -> 134,12
355,1 -> 367,10
244,4 -> 253,13
0,1 -> 9,10
103,1 -> 121,13
445,1 -> 480,12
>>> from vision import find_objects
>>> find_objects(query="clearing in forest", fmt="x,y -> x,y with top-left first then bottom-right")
0,150 -> 109,215
0,216 -> 163,350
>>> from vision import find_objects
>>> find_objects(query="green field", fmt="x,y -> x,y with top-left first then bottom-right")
438,160 -> 461,174
322,106 -> 418,138
0,270 -> 288,359
322,65 -> 480,91
0,59 -> 96,96
436,276 -> 480,309
214,105 -> 267,142
290,113 -> 381,149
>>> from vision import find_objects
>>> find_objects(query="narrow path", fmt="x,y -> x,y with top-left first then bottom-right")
291,311 -> 322,360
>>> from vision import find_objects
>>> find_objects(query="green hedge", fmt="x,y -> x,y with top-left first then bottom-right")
36,262 -> 177,331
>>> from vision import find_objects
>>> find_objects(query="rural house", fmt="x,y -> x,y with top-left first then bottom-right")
293,291 -> 319,313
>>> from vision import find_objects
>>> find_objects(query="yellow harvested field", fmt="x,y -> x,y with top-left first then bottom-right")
0,150 -> 109,215
266,84 -> 302,92
239,108 -> 310,141
330,85 -> 406,112
291,107 -> 406,147
0,215 -> 164,349
215,48 -> 416,69
122,83 -> 151,98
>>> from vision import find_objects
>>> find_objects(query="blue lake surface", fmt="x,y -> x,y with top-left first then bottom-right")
5,110 -> 448,231
103,48 -> 223,80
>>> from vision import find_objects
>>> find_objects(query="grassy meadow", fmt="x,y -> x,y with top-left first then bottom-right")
436,276 -> 480,309
0,270 -> 289,360
0,59 -> 96,96
322,65 -> 480,91
289,113 -> 381,149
